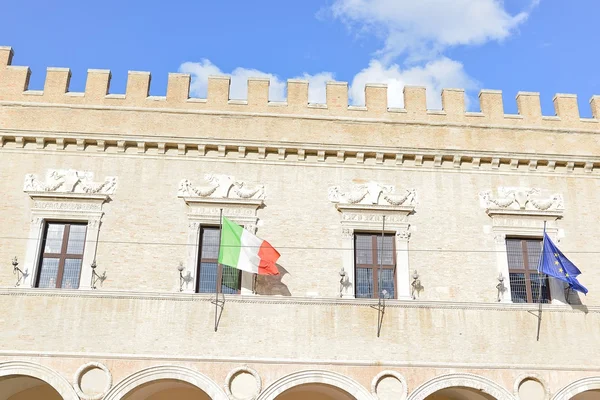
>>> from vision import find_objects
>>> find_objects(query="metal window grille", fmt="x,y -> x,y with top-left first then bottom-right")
36,222 -> 87,289
354,233 -> 396,299
196,226 -> 241,294
506,238 -> 550,303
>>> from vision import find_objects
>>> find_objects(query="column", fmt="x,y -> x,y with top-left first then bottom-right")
182,221 -> 200,293
21,216 -> 44,288
494,233 -> 512,303
395,228 -> 411,300
341,227 -> 355,298
79,216 -> 103,289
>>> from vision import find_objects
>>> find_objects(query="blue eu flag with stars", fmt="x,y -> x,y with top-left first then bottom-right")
538,232 -> 588,295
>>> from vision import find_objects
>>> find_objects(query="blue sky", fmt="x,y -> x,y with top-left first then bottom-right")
1,0 -> 598,115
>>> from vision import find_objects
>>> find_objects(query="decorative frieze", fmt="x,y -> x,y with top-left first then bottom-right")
32,200 -> 102,212
480,187 -> 563,213
24,169 -> 117,195
178,174 -> 265,200
328,182 -> 416,207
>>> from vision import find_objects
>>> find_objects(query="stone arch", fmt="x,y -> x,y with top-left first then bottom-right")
103,365 -> 228,400
257,369 -> 372,400
552,377 -> 600,400
407,373 -> 514,400
0,360 -> 79,400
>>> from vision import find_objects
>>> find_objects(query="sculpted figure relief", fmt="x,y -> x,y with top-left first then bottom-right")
480,187 -> 563,211
328,181 -> 416,206
178,174 -> 265,200
24,169 -> 117,195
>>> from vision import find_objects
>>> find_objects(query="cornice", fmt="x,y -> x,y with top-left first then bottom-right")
27,192 -> 110,202
0,288 -> 596,314
336,204 -> 414,214
181,197 -> 263,208
0,130 -> 598,177
486,209 -> 564,218
0,350 -> 599,372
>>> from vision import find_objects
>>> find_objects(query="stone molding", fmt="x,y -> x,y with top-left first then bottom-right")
256,369 -> 372,400
103,365 -> 228,400
552,376 -> 600,400
73,361 -> 112,400
407,373 -> 514,400
0,349 -> 597,373
482,190 -> 566,305
0,360 -> 79,400
513,373 -> 549,400
1,131 -> 598,177
332,182 -> 415,299
224,366 -> 262,400
371,370 -> 408,399
0,288 -> 595,313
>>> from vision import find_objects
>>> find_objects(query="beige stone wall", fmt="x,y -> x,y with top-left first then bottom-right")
0,149 -> 598,301
0,291 -> 597,370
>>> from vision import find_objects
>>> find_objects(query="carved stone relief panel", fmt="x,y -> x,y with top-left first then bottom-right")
24,169 -> 117,195
479,187 -> 563,212
178,174 -> 265,200
328,181 -> 416,207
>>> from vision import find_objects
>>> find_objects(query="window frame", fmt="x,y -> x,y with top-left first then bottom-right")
195,225 -> 241,294
35,221 -> 88,289
506,236 -> 551,304
354,231 -> 397,299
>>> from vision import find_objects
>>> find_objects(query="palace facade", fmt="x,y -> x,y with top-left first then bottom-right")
0,45 -> 599,400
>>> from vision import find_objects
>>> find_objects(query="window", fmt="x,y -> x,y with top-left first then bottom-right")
354,233 -> 396,298
196,226 -> 241,294
36,222 -> 87,289
506,238 -> 550,303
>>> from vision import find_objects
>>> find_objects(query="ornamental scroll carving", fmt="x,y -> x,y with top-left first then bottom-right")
328,182 -> 416,206
178,174 -> 265,200
24,169 -> 117,195
480,187 -> 563,212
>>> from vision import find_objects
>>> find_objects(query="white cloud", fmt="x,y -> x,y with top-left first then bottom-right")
330,0 -> 535,62
349,57 -> 478,109
179,60 -> 334,104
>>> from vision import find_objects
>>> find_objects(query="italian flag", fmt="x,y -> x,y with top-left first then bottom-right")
218,217 -> 280,275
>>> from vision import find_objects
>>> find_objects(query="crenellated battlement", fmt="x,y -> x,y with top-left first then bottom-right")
1,46 -> 600,130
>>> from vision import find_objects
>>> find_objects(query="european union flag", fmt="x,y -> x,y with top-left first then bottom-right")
538,232 -> 588,295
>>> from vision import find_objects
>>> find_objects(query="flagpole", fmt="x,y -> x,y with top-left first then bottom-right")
377,215 -> 386,337
215,208 -> 223,332
536,220 -> 547,341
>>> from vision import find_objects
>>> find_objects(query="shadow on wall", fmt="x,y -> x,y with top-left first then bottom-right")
255,264 -> 291,296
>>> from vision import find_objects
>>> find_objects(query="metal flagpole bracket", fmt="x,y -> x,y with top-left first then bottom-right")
90,260 -> 107,289
11,257 -> 28,287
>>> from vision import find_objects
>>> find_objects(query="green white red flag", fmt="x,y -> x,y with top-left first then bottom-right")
218,217 -> 280,275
